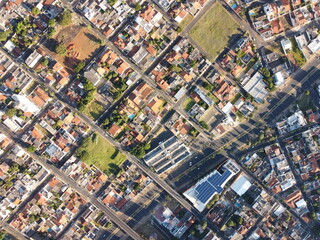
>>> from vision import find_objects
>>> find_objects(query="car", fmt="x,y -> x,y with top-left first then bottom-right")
189,162 -> 192,166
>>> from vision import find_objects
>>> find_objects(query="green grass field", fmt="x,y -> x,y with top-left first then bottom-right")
76,133 -> 126,175
83,100 -> 105,121
189,3 -> 241,60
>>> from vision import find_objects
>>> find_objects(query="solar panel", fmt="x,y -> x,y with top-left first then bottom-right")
195,169 -> 234,204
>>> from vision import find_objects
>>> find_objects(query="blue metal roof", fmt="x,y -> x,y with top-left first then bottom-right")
195,170 -> 232,203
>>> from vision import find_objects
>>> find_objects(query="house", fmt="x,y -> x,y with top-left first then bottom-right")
25,50 -> 42,68
108,124 -> 122,137
241,72 -> 268,103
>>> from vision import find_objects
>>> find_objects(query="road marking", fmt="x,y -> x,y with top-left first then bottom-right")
172,64 -> 320,181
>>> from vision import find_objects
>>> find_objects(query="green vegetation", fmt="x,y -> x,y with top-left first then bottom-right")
290,38 -> 306,67
76,133 -> 126,175
202,81 -> 213,91
260,67 -> 271,78
130,142 -> 150,159
135,3 -> 142,11
104,71 -> 128,100
41,57 -> 49,67
189,3 -> 240,60
208,92 -> 220,104
48,18 -> 56,27
57,10 -> 72,26
206,194 -> 219,209
82,100 -> 105,120
5,107 -> 17,117
179,14 -> 194,31
74,61 -> 86,73
0,30 -> 11,42
176,26 -> 182,33
27,145 -> 36,153
55,43 -> 67,55
183,98 -> 196,112
298,92 -> 314,111
230,93 -> 241,104
78,77 -> 97,111
227,215 -> 243,227
188,127 -> 199,138
199,120 -> 209,130
31,7 -> 41,15
48,27 -> 56,37
0,231 -> 5,240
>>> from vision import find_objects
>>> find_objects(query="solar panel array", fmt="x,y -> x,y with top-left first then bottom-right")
195,170 -> 233,203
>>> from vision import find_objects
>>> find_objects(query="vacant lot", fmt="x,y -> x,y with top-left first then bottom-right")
47,25 -> 101,72
183,97 -> 196,112
179,14 -> 194,30
298,92 -> 315,111
76,133 -> 126,175
189,3 -> 241,60
82,100 -> 105,121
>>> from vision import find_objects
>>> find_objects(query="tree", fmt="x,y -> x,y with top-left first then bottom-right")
201,220 -> 207,229
57,10 -> 72,26
48,18 -> 56,26
41,57 -> 49,67
309,212 -> 316,220
74,61 -> 85,73
31,7 -> 41,15
199,121 -> 209,130
107,0 -> 116,6
227,220 -> 236,227
176,26 -> 182,33
305,90 -> 310,95
0,30 -> 11,42
260,67 -> 271,78
5,108 -> 17,117
106,222 -> 112,229
135,3 -> 142,11
27,145 -> 36,153
202,82 -> 213,91
47,27 -> 56,37
55,43 -> 67,55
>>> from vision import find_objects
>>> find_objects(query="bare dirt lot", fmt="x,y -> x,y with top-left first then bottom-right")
44,25 -> 101,72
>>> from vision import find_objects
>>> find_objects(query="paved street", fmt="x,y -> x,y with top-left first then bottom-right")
1,0 -> 320,238
0,124 -> 143,240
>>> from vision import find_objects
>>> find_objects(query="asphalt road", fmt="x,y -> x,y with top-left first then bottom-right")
0,124 -> 143,240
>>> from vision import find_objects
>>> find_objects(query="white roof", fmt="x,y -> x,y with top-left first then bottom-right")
4,40 -> 15,52
174,87 -> 187,100
12,94 -> 40,115
308,35 -> 320,53
274,72 -> 285,86
222,102 -> 233,114
230,175 -> 252,196
242,72 -> 268,103
295,198 -> 307,208
274,204 -> 286,216
3,118 -> 20,132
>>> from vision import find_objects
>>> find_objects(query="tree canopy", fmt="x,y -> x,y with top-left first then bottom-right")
55,43 -> 67,55
57,10 -> 72,26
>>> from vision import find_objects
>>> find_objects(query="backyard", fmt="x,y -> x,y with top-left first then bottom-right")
76,132 -> 126,175
183,97 -> 196,112
189,2 -> 241,60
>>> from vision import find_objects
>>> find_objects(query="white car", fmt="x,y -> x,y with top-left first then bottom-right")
189,162 -> 192,166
